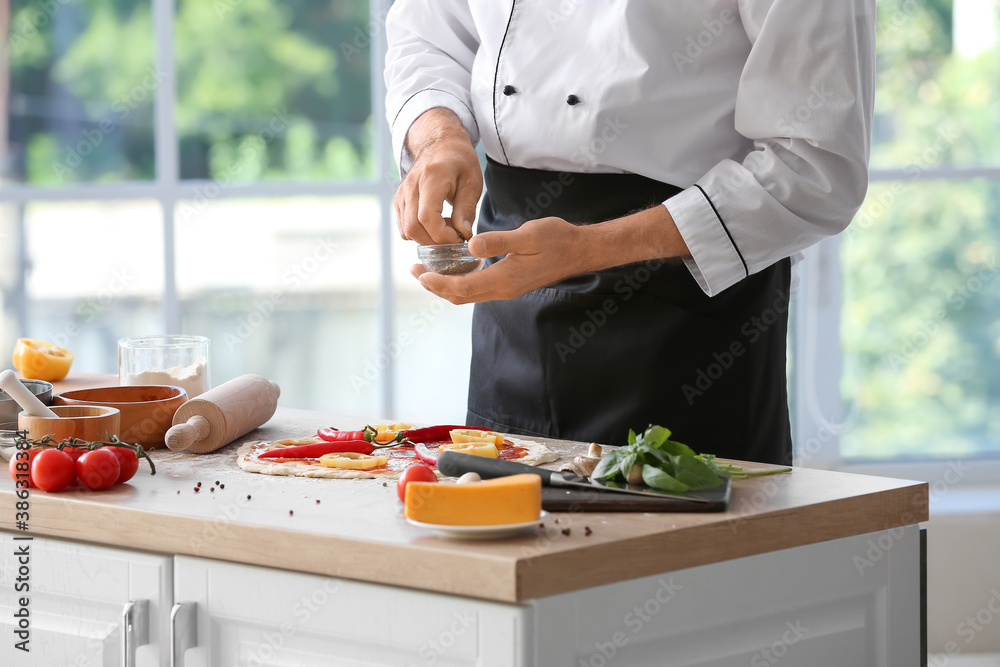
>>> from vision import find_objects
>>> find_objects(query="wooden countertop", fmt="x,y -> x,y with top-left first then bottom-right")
1,385 -> 929,603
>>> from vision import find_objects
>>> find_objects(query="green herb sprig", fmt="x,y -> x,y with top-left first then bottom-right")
593,425 -> 790,494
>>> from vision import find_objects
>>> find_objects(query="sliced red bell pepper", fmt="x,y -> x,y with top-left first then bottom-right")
260,440 -> 374,459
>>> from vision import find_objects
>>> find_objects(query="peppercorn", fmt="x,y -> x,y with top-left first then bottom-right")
220,483 -> 225,489
584,526 -> 592,537
247,494 -> 251,500
197,482 -> 202,487
210,487 -> 214,492
561,528 -> 571,536
289,510 -> 294,516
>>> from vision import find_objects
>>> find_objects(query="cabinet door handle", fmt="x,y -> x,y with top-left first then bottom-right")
121,599 -> 150,667
170,602 -> 198,667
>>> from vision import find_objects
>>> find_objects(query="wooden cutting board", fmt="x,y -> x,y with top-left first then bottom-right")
541,477 -> 731,513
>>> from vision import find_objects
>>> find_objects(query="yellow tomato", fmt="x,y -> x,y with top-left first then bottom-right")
449,429 -> 504,446
437,442 -> 499,458
12,338 -> 74,382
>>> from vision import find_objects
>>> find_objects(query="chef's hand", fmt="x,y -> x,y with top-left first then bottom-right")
395,108 -> 483,245
411,205 -> 692,305
411,217 -> 590,304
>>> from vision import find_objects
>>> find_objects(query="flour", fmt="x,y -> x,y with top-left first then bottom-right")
123,359 -> 208,398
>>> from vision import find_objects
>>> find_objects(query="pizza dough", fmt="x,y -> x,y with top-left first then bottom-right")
236,435 -> 559,480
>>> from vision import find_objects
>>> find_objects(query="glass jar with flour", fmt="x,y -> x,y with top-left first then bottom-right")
118,335 -> 211,398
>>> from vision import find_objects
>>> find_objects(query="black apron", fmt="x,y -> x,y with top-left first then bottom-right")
467,157 -> 792,465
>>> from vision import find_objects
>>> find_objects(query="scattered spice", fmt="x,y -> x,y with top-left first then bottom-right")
215,481 -> 219,486
289,510 -> 294,516
584,526 -> 592,537
539,523 -> 545,529
315,499 -> 320,504
382,482 -> 387,487
561,528 -> 571,536
194,487 -> 199,493
247,494 -> 251,500
197,482 -> 202,488
210,487 -> 214,492
176,490 -> 180,494
220,483 -> 225,489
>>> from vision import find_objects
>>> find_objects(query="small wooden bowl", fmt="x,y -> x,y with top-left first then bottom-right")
53,385 -> 188,448
18,405 -> 121,442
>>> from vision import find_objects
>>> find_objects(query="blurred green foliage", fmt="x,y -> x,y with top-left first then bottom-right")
8,0 -> 373,183
841,0 -> 1000,459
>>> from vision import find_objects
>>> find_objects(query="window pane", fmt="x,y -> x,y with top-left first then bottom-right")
841,180 -> 1000,460
175,0 -> 373,182
4,0 -> 156,184
392,234 -> 473,425
0,201 -> 164,373
873,0 -> 1000,169
175,197 -> 380,415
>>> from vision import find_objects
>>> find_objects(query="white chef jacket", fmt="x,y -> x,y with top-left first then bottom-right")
384,1 -> 875,296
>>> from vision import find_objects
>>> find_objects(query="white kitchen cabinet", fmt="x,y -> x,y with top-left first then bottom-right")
172,555 -> 528,667
0,533 -> 173,667
1,525 -> 920,667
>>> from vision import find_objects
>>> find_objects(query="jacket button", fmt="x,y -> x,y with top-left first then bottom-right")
502,85 -> 518,96
566,94 -> 581,106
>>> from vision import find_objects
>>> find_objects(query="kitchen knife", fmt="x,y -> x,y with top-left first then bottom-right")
435,450 -> 712,503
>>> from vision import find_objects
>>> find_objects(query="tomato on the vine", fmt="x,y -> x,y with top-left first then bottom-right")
8,447 -> 39,488
30,448 -> 76,493
396,463 -> 437,503
76,448 -> 120,491
106,447 -> 140,484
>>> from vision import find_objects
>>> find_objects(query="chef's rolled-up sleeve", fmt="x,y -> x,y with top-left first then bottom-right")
384,0 -> 481,176
665,0 -> 876,297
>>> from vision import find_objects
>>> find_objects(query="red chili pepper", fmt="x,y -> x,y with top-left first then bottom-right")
259,440 -> 374,459
317,425 -> 378,443
398,425 -> 479,444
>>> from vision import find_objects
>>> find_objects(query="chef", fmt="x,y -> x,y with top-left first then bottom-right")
384,1 -> 875,465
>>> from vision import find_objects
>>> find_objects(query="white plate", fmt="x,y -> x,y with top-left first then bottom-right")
407,511 -> 549,540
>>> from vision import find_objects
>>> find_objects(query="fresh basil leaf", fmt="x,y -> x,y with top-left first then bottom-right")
621,452 -> 638,479
593,449 -> 625,481
641,464 -> 690,494
660,439 -> 696,458
627,429 -> 637,446
673,455 -> 724,490
641,425 -> 672,449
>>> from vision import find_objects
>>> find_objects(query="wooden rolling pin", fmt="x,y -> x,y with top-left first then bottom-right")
165,374 -> 280,453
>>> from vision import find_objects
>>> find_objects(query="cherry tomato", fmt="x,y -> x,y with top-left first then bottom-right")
8,447 -> 39,488
61,447 -> 84,464
396,463 -> 437,503
106,447 -> 140,484
76,448 -> 120,490
30,448 -> 76,493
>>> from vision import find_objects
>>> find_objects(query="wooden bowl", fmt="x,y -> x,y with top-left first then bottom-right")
53,385 -> 188,448
18,405 -> 121,443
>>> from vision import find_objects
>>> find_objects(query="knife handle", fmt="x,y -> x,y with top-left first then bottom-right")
436,450 -> 556,485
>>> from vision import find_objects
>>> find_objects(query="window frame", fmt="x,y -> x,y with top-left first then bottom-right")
3,0 -> 998,481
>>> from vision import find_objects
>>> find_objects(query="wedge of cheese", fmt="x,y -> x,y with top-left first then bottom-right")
405,474 -> 542,526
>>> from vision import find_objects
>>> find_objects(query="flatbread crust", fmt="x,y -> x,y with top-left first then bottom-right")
237,435 -> 559,480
